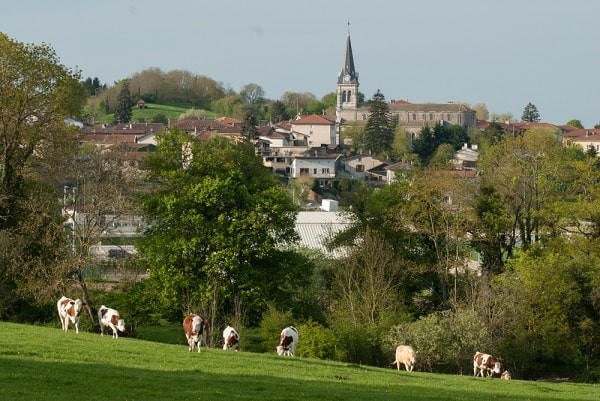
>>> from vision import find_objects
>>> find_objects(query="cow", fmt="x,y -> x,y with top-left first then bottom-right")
183,314 -> 207,352
222,325 -> 239,351
98,305 -> 126,339
276,326 -> 298,356
501,370 -> 512,380
473,351 -> 502,377
57,296 -> 83,334
392,345 -> 417,372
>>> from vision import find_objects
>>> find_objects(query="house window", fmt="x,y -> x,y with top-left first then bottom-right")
429,113 -> 434,120
412,113 -> 416,121
322,167 -> 330,174
356,164 -> 364,172
313,168 -> 318,174
300,168 -> 309,175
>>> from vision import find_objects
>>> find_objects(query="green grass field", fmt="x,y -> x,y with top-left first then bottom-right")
98,103 -> 218,125
0,322 -> 597,401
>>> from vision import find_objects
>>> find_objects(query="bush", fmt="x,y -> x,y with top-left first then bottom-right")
330,321 -> 386,366
384,308 -> 491,374
258,304 -> 294,353
296,319 -> 337,360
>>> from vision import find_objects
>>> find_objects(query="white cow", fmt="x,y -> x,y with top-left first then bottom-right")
473,351 -> 502,377
57,296 -> 83,333
276,326 -> 298,356
392,345 -> 416,372
98,305 -> 126,338
183,314 -> 207,352
222,325 -> 240,351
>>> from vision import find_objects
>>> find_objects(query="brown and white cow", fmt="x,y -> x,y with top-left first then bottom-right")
183,314 -> 207,352
392,345 -> 417,372
500,370 -> 512,380
57,296 -> 83,334
222,325 -> 239,351
276,326 -> 298,356
98,305 -> 126,339
473,351 -> 502,377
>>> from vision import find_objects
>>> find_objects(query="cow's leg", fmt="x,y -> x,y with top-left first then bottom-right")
74,317 -> 79,334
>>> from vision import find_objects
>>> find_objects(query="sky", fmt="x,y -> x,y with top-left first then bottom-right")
3,0 -> 600,127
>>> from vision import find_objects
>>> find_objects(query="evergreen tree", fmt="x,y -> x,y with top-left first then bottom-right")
115,80 -> 133,123
241,110 -> 259,143
521,102 -> 541,122
363,90 -> 397,154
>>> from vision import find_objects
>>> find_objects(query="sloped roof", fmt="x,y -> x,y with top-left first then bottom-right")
295,211 -> 351,258
292,114 -> 335,125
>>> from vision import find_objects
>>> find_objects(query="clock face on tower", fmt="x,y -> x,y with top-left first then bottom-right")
344,74 -> 351,82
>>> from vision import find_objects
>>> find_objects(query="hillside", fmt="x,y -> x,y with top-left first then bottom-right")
0,322 -> 596,401
97,103 -> 218,125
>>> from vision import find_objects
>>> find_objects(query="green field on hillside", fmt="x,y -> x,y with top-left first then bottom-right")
98,103 -> 217,125
0,322 -> 597,401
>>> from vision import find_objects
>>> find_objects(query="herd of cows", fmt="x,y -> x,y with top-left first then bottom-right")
57,296 -> 511,379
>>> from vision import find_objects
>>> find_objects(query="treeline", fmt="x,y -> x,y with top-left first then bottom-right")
81,68 -> 342,124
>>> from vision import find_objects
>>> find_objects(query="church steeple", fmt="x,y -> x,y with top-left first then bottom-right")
337,28 -> 358,85
336,26 -> 359,116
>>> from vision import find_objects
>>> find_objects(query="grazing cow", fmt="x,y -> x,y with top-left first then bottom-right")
222,325 -> 240,351
392,345 -> 417,372
276,326 -> 299,356
57,296 -> 83,334
501,370 -> 512,380
183,314 -> 207,352
473,351 -> 502,377
98,305 -> 126,339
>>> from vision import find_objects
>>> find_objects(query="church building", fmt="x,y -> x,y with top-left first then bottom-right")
335,31 -> 476,137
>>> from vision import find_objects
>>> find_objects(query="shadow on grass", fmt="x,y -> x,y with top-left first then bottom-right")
0,355 -> 572,401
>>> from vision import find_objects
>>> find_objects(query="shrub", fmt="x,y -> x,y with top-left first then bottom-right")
258,304 -> 294,353
296,319 -> 337,360
384,308 -> 491,374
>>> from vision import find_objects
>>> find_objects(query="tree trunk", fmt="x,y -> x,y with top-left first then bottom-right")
76,268 -> 98,332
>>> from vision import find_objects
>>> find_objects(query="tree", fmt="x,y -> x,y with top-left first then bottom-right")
566,119 -> 584,129
0,33 -> 85,314
241,110 -> 259,143
266,100 -> 290,123
363,90 -> 397,155
521,102 -> 541,122
240,83 -> 265,104
140,132 -> 299,325
115,80 -> 133,123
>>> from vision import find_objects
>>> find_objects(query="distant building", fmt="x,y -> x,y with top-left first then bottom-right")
334,32 -> 476,138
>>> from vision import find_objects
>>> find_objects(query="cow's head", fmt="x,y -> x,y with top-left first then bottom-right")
492,361 -> 502,375
276,345 -> 285,356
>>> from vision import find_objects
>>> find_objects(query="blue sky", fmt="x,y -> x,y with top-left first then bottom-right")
3,0 -> 600,127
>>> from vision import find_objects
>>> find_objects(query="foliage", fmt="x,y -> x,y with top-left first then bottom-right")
0,32 -> 86,315
385,308 -> 492,374
412,122 -> 469,165
241,110 -> 259,142
566,119 -> 584,129
363,90 -> 397,155
115,80 -> 133,123
521,102 -> 541,122
139,132 -> 298,323
295,319 -> 338,360
258,304 -> 294,353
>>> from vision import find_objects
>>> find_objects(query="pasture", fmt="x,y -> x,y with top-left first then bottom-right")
0,322 -> 597,401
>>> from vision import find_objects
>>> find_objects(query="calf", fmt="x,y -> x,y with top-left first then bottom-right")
501,370 -> 512,380
392,345 -> 416,372
57,296 -> 83,334
276,326 -> 298,356
473,351 -> 502,377
222,325 -> 240,351
183,314 -> 207,352
98,305 -> 126,339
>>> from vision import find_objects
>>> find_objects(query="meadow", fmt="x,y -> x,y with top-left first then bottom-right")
0,322 -> 597,401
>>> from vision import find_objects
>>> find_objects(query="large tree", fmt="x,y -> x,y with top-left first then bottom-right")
363,90 -> 397,155
139,132 -> 299,325
0,33 -> 85,314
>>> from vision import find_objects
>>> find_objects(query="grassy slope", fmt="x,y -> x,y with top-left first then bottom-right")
0,322 -> 596,401
98,103 -> 218,125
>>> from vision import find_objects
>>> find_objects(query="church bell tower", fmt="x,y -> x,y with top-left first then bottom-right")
336,27 -> 359,121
